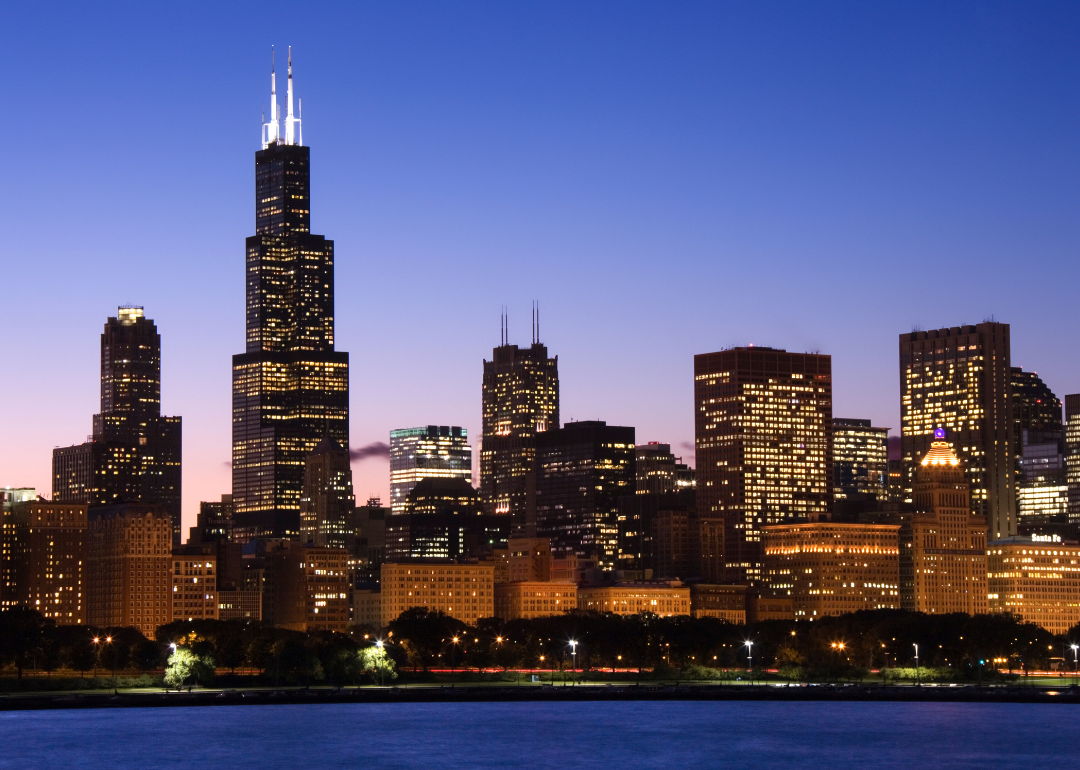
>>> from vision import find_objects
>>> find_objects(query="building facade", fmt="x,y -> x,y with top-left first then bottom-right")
494,581 -> 577,620
390,426 -> 471,514
899,435 -> 988,615
987,535 -> 1080,635
2,501 -> 87,624
480,315 -> 559,534
380,562 -> 495,626
534,421 -> 635,571
53,307 -> 183,544
171,553 -> 218,622
218,589 -> 262,621
266,540 -> 350,632
832,418 -> 889,500
385,478 -> 507,562
577,582 -> 691,617
899,323 -> 1015,539
762,522 -> 900,619
694,347 -> 833,583
87,504 -> 173,637
689,584 -> 748,623
300,436 -> 355,550
232,57 -> 349,539
635,443 -> 694,496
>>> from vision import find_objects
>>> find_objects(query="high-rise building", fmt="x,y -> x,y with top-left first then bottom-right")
385,478 -> 507,562
694,347 -> 833,583
762,522 -> 900,620
53,307 -> 183,543
1064,394 -> 1080,524
832,418 -> 888,500
899,434 -> 988,615
988,535 -> 1080,635
1,500 -> 87,624
534,421 -> 635,570
232,52 -> 349,539
300,436 -> 355,550
636,443 -> 687,495
899,323 -> 1015,539
1011,367 -> 1062,459
1017,428 -> 1068,522
389,426 -> 471,514
87,503 -> 173,637
265,540 -> 350,631
480,310 -> 559,534
353,497 -> 388,583
170,551 -> 218,623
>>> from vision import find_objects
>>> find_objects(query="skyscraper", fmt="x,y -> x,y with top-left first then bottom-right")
1,500 -> 87,624
832,418 -> 888,501
534,420 -> 635,570
299,436 -> 355,550
480,309 -> 559,534
232,51 -> 349,538
1066,394 -> 1080,523
389,426 -> 472,514
52,307 -> 182,543
635,442 -> 695,496
694,347 -> 833,583
899,323 -> 1015,539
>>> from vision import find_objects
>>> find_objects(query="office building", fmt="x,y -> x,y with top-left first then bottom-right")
577,582 -> 691,617
899,434 -> 988,615
1012,367 -> 1062,460
832,418 -> 889,500
694,347 -> 833,583
534,421 -> 635,570
218,590 -> 262,621
190,494 -> 234,544
170,552 -> 218,622
386,478 -> 507,562
266,540 -> 350,632
899,323 -> 1015,539
53,306 -> 183,544
390,426 -> 471,514
507,537 -> 552,582
1,501 -> 87,624
1064,395 -> 1080,524
300,436 -> 355,550
380,562 -> 495,626
635,443 -> 695,496
353,497 -> 388,582
1017,428 -> 1069,522
232,54 -> 349,539
689,584 -> 748,623
480,309 -> 559,534
987,535 -> 1080,635
494,581 -> 578,620
762,522 -> 900,619
87,503 -> 173,637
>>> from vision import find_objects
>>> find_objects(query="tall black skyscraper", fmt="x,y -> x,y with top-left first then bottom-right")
232,51 -> 349,539
53,306 -> 183,543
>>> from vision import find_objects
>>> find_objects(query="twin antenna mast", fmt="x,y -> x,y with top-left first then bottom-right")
500,302 -> 541,346
262,46 -> 302,149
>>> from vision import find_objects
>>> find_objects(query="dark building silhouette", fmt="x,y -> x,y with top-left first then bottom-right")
52,307 -> 183,544
188,494 -> 241,591
481,308 -> 559,535
635,442 -> 695,496
616,490 -> 720,581
232,55 -> 349,538
353,497 -> 388,583
300,436 -> 355,550
900,323 -> 1016,539
694,347 -> 833,584
534,420 -> 635,570
1066,395 -> 1080,523
386,478 -> 507,562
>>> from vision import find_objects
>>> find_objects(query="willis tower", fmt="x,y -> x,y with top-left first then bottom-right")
232,49 -> 349,540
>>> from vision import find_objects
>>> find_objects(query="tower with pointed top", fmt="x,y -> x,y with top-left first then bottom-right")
481,307 -> 559,536
232,51 -> 349,541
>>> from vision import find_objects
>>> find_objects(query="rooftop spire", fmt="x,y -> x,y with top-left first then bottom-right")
262,47 -> 281,148
285,46 -> 296,145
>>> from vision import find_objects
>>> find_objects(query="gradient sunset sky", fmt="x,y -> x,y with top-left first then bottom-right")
3,2 -> 1080,536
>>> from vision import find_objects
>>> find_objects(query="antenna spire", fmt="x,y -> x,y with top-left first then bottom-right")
285,46 -> 296,145
263,47 -> 281,147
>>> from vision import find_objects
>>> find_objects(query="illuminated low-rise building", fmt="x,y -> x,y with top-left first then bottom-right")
352,587 -> 382,627
689,584 -> 747,624
762,522 -> 900,619
900,434 -> 988,615
494,581 -> 577,619
577,582 -> 690,617
380,562 -> 494,626
988,535 -> 1080,635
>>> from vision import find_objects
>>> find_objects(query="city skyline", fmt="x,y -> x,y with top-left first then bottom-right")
4,3 -> 1080,539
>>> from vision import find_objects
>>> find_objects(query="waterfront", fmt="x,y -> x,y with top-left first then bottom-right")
0,701 -> 1075,769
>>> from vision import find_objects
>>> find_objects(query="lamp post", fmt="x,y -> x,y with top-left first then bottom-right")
1071,644 -> 1078,686
568,640 -> 578,687
913,643 -> 920,686
745,641 -> 753,686
450,637 -> 459,681
375,640 -> 385,687
105,635 -> 118,693
92,637 -> 100,679
167,643 -> 177,692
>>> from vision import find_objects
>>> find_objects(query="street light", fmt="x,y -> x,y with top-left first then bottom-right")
1071,644 -> 1078,685
105,635 -> 118,692
92,637 -> 101,679
451,637 -> 460,679
745,641 -> 754,685
569,640 -> 578,686
913,643 -> 920,686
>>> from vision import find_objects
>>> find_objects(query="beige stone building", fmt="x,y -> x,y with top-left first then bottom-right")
900,438 -> 988,615
494,581 -> 577,620
380,562 -> 494,626
689,584 -> 747,623
171,553 -> 218,623
988,536 -> 1080,635
762,521 -> 900,620
577,582 -> 690,616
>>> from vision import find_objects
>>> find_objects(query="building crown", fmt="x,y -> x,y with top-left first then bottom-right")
921,428 -> 960,466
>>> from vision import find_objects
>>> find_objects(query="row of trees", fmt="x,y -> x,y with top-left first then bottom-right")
0,606 -> 1075,685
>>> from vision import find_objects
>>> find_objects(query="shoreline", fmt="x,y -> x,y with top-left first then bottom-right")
2,682 -> 1078,711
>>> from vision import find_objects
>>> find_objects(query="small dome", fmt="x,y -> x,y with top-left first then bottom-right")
921,440 -> 959,466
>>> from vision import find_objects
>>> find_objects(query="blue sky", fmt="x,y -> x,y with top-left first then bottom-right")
2,2 -> 1079,533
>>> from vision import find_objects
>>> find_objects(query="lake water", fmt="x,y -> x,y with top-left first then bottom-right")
0,701 -> 1074,769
